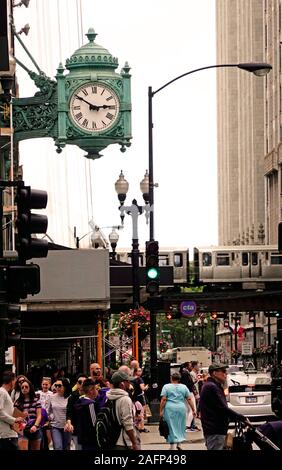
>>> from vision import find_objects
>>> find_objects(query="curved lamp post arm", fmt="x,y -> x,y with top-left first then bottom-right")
148,62 -> 272,241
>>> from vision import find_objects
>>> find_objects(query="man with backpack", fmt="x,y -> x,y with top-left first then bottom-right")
104,371 -> 139,450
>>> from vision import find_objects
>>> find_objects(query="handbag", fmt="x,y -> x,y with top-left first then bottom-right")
159,417 -> 169,439
144,404 -> 152,418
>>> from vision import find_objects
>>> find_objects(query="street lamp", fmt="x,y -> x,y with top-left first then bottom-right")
108,228 -> 119,261
148,61 -> 272,384
148,62 -> 272,241
197,317 -> 208,346
115,170 -> 151,310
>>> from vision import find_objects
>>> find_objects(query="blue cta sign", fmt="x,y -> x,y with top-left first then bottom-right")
180,300 -> 197,317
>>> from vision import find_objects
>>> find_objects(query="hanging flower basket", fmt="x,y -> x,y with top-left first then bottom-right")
118,307 -> 150,338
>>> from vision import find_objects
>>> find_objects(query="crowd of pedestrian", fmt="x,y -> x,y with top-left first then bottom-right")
0,359 -> 149,451
2,359 -> 278,451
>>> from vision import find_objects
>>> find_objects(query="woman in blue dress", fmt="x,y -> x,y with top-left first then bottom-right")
160,372 -> 197,450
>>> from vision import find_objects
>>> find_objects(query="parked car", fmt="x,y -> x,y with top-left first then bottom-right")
226,372 -> 276,424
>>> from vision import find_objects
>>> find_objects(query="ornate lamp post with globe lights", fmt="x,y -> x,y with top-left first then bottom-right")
115,170 -> 152,362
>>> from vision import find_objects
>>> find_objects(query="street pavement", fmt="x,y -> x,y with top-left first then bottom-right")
140,422 -> 205,451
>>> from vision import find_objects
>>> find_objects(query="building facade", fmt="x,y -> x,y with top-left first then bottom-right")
263,0 -> 282,244
216,0 -> 267,246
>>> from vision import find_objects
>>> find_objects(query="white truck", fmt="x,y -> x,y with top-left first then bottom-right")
160,346 -> 212,367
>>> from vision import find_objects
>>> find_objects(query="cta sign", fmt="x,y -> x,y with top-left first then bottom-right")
180,300 -> 197,317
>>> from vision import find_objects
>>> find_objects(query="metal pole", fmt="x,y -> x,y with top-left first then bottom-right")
267,314 -> 271,346
0,188 -> 8,375
131,238 -> 140,309
234,314 -> 238,364
148,87 -> 154,242
253,313 -> 257,369
213,321 -> 217,353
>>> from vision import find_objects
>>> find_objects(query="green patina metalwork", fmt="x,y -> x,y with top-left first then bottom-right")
12,28 -> 132,159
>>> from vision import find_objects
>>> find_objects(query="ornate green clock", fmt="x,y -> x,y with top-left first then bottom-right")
69,82 -> 120,133
12,28 -> 132,160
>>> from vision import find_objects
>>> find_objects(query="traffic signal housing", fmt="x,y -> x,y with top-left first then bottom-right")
6,264 -> 40,301
15,184 -> 48,262
6,304 -> 21,346
166,306 -> 182,320
145,240 -> 160,295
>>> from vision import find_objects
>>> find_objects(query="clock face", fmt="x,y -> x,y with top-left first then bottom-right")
69,82 -> 120,133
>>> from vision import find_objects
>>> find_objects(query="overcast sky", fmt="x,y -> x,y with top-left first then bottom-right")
14,0 -> 217,253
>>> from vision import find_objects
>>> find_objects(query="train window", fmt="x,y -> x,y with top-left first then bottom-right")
270,253 -> 282,264
251,252 -> 258,265
173,253 -> 183,267
242,253 -> 248,265
202,252 -> 212,266
216,253 -> 230,266
231,252 -> 235,261
159,255 -> 169,266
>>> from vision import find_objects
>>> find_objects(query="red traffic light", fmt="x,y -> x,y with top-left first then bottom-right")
166,312 -> 173,320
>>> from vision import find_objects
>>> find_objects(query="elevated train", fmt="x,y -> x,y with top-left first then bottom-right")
116,244 -> 282,291
193,245 -> 282,290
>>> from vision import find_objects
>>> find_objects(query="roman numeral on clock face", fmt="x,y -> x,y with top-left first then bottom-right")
75,112 -> 83,121
82,119 -> 89,127
106,112 -> 114,120
82,89 -> 88,96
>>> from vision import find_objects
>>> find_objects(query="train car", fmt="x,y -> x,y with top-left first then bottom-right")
193,245 -> 282,290
116,247 -> 189,285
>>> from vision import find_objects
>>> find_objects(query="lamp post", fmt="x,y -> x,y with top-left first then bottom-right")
147,61 -> 271,385
115,169 -> 151,334
197,317 -> 208,346
108,228 -> 119,261
188,320 -> 198,347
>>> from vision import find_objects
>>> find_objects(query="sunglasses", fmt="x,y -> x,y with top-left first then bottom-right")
54,384 -> 63,388
21,385 -> 29,389
77,379 -> 85,385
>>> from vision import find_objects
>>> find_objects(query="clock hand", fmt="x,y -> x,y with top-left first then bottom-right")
74,94 -> 98,111
95,104 -> 112,110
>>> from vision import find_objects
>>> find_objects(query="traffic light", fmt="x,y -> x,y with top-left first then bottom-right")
15,183 -> 48,262
6,264 -> 40,301
224,319 -> 229,328
145,240 -> 160,295
166,311 -> 173,320
165,307 -> 182,320
6,304 -> 21,345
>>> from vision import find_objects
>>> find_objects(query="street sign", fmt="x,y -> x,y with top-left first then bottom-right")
241,341 -> 253,356
180,300 -> 197,317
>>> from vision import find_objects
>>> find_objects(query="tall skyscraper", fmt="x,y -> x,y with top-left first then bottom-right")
216,0 -> 267,246
263,1 -> 282,244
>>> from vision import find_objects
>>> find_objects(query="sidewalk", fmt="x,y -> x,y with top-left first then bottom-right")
140,422 -> 205,450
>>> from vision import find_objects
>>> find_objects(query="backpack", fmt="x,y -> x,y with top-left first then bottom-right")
95,398 -> 123,450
